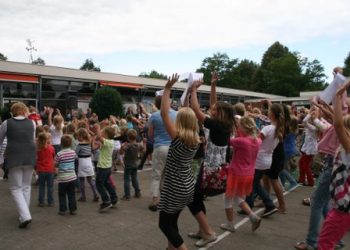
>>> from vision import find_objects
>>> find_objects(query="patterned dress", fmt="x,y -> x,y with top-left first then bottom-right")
158,137 -> 198,214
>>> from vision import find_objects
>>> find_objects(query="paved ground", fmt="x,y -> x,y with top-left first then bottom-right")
0,167 -> 349,250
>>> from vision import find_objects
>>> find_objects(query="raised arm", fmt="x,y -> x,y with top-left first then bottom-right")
210,71 -> 218,109
334,84 -> 350,153
190,80 -> 206,123
161,74 -> 179,139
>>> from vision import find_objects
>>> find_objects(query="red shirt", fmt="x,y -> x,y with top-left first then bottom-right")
28,113 -> 42,126
36,145 -> 55,173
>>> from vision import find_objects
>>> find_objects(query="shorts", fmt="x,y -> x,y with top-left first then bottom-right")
265,142 -> 285,180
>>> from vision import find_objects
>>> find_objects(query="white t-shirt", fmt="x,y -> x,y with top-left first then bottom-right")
255,125 -> 279,170
50,125 -> 63,146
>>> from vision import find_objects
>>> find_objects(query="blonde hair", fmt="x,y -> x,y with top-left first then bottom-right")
239,116 -> 257,137
53,115 -> 64,131
343,115 -> 350,137
11,102 -> 29,117
175,108 -> 200,148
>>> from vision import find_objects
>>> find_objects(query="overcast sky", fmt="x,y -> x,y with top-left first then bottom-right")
1,0 -> 349,81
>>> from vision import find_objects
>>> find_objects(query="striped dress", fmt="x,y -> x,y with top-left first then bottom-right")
158,137 -> 198,214
55,148 -> 77,183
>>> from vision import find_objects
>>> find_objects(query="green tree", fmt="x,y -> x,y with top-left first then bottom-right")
80,58 -> 101,72
0,53 -> 7,61
344,52 -> 350,76
139,70 -> 167,79
32,57 -> 45,65
89,87 -> 123,119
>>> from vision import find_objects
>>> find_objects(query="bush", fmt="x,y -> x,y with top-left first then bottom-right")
89,87 -> 123,120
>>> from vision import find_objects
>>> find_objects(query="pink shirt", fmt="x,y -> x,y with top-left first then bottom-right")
317,126 -> 340,157
229,136 -> 262,176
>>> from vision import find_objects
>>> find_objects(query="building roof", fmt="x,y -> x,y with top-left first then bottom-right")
0,60 -> 284,99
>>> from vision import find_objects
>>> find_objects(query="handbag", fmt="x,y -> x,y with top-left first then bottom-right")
199,163 -> 229,197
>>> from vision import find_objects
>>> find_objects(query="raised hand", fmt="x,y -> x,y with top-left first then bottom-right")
336,79 -> 350,97
165,73 -> 179,89
211,71 -> 219,84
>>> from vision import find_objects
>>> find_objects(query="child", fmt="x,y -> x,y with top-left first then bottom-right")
95,126 -> 118,211
36,132 -> 55,207
158,74 -> 200,250
55,135 -> 78,215
48,108 -> 64,154
317,80 -> 350,249
120,129 -> 143,200
221,116 -> 262,232
75,128 -> 99,202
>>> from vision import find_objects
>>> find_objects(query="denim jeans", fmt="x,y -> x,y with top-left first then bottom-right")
58,180 -> 76,212
123,168 -> 140,197
246,169 -> 275,209
38,172 -> 54,205
279,169 -> 298,188
305,166 -> 332,248
96,167 -> 117,204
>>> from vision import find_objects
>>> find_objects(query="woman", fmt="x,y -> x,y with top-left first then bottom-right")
0,102 -> 36,228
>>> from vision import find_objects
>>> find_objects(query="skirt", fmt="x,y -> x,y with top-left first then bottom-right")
225,173 -> 253,198
78,157 -> 95,177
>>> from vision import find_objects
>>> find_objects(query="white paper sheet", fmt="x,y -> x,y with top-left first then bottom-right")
180,72 -> 203,105
319,73 -> 346,104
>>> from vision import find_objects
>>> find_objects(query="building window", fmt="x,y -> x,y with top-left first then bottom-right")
3,82 -> 37,98
41,79 -> 68,99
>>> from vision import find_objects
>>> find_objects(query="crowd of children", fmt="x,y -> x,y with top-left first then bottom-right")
1,67 -> 350,250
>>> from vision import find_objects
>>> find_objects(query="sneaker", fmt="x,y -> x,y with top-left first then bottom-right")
93,195 -> 99,202
148,204 -> 157,212
336,241 -> 346,249
220,223 -> 236,232
111,200 -> 119,208
261,207 -> 278,218
134,192 -> 141,198
195,233 -> 217,247
187,231 -> 202,239
121,196 -> 131,201
250,216 -> 262,232
18,219 -> 32,229
38,203 -> 45,207
70,210 -> 77,215
58,211 -> 66,216
99,202 -> 112,212
78,197 -> 86,202
237,210 -> 247,215
294,241 -> 315,250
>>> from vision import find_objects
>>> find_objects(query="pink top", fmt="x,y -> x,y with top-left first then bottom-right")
317,126 -> 340,157
229,136 -> 262,176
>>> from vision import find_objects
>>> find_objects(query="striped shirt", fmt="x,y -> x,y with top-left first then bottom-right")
75,143 -> 92,158
158,137 -> 198,214
55,148 -> 77,183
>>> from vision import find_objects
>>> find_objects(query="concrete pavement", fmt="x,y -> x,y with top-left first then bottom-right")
0,167 -> 348,250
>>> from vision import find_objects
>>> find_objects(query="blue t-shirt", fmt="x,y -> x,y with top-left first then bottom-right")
149,109 -> 177,148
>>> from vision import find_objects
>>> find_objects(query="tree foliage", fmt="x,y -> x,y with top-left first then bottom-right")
344,52 -> 350,77
89,87 -> 123,119
139,70 -> 167,79
80,58 -> 101,72
196,42 -> 327,96
32,57 -> 45,65
0,53 -> 7,61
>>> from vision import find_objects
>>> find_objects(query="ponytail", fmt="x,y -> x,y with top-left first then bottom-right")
270,104 -> 285,142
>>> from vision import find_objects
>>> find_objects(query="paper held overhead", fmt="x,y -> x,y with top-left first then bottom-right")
180,72 -> 203,106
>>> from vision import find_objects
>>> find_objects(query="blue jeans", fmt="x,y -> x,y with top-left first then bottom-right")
246,169 -> 275,210
279,169 -> 298,188
305,165 -> 332,248
96,167 -> 118,204
123,168 -> 140,197
38,172 -> 54,205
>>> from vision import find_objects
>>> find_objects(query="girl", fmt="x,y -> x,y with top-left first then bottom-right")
246,103 -> 284,217
158,74 -> 200,250
36,132 -> 55,207
188,72 -> 234,247
317,81 -> 350,249
221,116 -> 262,232
75,128 -> 99,202
48,108 -> 64,154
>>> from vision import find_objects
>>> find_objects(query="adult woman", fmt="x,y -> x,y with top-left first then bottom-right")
0,102 -> 36,228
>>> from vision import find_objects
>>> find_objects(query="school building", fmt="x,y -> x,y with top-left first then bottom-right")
0,60 -> 284,114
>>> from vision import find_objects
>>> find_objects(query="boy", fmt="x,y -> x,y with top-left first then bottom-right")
55,135 -> 77,215
95,126 -> 118,211
120,129 -> 143,200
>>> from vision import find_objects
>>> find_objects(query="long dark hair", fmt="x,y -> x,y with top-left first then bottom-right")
214,102 -> 235,134
270,103 -> 285,142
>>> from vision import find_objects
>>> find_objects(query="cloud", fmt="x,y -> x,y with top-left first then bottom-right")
0,0 -> 349,65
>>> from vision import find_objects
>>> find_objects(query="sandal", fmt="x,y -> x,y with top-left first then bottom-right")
294,241 -> 314,250
302,198 -> 311,206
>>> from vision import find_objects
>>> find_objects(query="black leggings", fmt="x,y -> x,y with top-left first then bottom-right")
188,178 -> 206,215
159,211 -> 183,248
